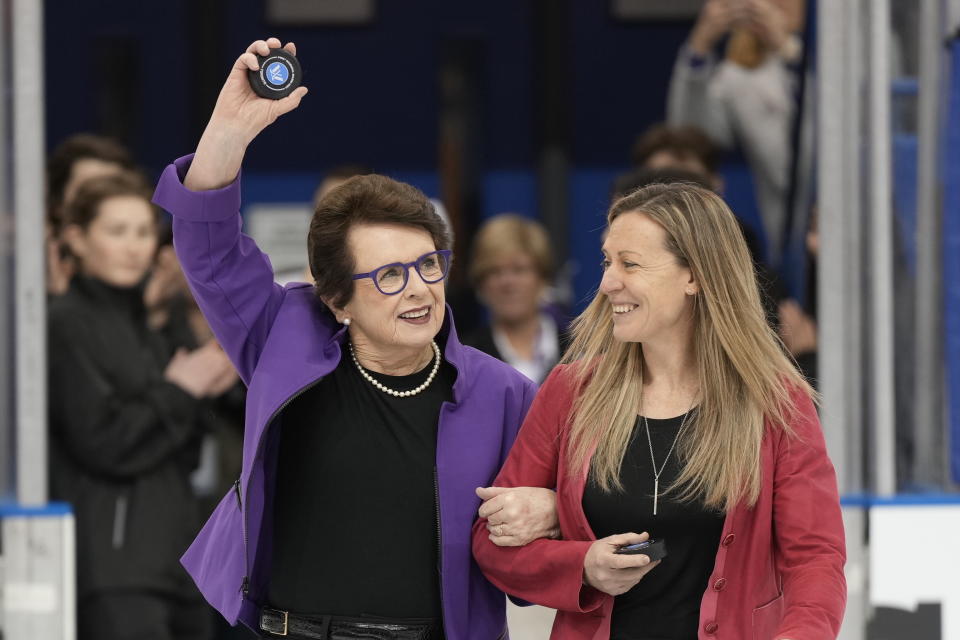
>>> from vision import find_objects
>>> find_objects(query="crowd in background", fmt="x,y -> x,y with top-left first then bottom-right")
43,1 -> 828,638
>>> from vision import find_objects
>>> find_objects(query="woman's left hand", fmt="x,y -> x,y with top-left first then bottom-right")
476,486 -> 560,547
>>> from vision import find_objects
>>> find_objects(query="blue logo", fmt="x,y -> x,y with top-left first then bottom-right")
265,61 -> 290,86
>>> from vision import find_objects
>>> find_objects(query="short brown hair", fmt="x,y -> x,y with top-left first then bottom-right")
630,124 -> 719,175
611,167 -> 716,202
469,214 -> 554,286
308,174 -> 452,309
63,171 -> 156,230
47,134 -> 136,212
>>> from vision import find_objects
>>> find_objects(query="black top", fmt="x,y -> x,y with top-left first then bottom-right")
463,312 -> 571,383
268,344 -> 455,619
47,275 -> 206,597
582,413 -> 725,640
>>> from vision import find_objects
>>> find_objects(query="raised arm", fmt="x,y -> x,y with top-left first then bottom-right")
186,38 -> 308,191
666,0 -> 737,148
152,38 -> 308,383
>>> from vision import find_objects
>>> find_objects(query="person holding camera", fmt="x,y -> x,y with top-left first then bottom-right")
667,0 -> 807,266
153,38 -> 558,640
472,183 -> 845,639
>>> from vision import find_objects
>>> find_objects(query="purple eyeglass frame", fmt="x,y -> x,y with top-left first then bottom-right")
352,249 -> 453,295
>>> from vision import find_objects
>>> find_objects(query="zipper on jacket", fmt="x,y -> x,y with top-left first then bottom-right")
238,376 -> 326,598
433,466 -> 446,631
233,479 -> 249,596
111,494 -> 128,550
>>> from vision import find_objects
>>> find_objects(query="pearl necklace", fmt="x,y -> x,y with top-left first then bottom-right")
348,340 -> 441,398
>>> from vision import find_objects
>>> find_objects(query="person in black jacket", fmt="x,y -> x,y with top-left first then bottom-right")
48,172 -> 236,640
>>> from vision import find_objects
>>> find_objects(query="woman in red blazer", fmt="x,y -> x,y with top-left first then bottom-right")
472,183 -> 845,640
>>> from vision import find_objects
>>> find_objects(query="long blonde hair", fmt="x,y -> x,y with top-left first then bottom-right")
563,183 -> 813,511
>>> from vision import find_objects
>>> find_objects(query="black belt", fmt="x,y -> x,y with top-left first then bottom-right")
260,608 -> 444,640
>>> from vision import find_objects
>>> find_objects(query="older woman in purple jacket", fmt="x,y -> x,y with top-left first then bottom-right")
154,38 -> 557,640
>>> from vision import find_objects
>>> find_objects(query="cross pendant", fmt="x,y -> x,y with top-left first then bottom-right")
653,477 -> 659,516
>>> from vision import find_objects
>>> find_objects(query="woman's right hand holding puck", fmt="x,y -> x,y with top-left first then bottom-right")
583,532 -> 661,596
185,37 -> 309,192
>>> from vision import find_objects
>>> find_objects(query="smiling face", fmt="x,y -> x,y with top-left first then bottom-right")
599,211 -> 697,344
66,195 -> 158,288
338,223 -> 446,355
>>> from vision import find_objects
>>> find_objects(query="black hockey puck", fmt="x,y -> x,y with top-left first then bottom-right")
247,48 -> 301,99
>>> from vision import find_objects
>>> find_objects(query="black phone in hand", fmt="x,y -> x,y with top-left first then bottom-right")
615,538 -> 667,562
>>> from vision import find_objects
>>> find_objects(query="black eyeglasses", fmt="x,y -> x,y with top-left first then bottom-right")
352,250 -> 453,295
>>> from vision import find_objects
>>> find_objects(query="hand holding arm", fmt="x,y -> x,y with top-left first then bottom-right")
476,486 -> 560,547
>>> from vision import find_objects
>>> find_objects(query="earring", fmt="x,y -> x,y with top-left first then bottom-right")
342,318 -> 352,326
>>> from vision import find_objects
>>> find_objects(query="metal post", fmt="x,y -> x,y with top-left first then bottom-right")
868,0 -> 897,496
844,0 -> 865,495
913,0 -> 945,488
0,0 -> 11,500
818,0 -> 852,494
13,0 -> 47,506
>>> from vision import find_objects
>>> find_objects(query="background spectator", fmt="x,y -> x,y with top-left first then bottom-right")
45,134 -> 141,295
630,124 -> 723,193
667,0 -> 807,265
465,214 -> 567,383
48,172 -> 235,640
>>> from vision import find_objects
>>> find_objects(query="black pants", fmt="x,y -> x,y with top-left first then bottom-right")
78,591 -> 212,640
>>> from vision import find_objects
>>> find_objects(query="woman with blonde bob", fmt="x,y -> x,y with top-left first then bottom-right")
465,214 -> 567,383
472,183 -> 845,640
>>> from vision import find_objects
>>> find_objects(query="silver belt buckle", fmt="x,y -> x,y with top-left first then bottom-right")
260,609 -> 289,636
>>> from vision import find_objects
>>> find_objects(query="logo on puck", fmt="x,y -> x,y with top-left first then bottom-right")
265,61 -> 290,87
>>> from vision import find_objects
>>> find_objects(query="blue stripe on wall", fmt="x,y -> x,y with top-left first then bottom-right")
945,40 -> 960,484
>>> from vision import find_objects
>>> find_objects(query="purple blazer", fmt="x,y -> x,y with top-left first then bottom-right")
153,156 -> 537,639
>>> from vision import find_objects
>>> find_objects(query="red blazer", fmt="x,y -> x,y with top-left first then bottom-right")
472,365 -> 846,640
